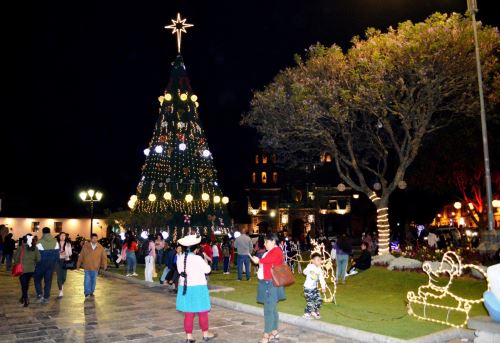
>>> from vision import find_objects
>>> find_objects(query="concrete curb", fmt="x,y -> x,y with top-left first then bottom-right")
210,297 -> 474,343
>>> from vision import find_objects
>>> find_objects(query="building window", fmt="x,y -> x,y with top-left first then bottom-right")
272,172 -> 278,183
55,222 -> 63,233
261,200 -> 268,211
255,155 -> 259,164
325,153 -> 332,163
252,172 -> 256,184
262,155 -> 268,164
31,221 -> 40,233
271,154 -> 277,163
261,172 -> 267,184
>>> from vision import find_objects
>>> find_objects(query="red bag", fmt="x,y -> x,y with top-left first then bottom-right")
12,246 -> 24,277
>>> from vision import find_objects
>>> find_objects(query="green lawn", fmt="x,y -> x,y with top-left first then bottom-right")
209,267 -> 488,339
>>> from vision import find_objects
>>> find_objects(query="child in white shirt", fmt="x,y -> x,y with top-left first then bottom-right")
303,253 -> 326,319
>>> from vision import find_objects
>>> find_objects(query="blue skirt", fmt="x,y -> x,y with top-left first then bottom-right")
176,285 -> 211,313
257,280 -> 286,305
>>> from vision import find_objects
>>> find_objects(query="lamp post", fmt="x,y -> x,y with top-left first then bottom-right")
79,189 -> 103,236
467,0 -> 494,231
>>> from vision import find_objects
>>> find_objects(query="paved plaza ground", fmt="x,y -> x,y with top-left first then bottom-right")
0,269 -> 347,343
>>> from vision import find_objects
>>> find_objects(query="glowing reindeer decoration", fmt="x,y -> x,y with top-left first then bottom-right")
407,251 -> 489,328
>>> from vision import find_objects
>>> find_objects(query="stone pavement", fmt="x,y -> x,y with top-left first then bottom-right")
0,270 -> 347,343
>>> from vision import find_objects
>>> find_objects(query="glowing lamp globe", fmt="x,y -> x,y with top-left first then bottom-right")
158,96 -> 164,103
155,145 -> 163,153
190,94 -> 198,102
179,143 -> 187,151
163,192 -> 172,200
222,196 -> 229,204
202,149 -> 211,157
164,93 -> 172,101
148,194 -> 156,202
144,148 -> 150,156
233,231 -> 241,239
213,195 -> 221,204
127,200 -> 135,209
493,200 -> 500,208
454,202 -> 462,210
140,231 -> 148,239
79,192 -> 87,201
88,189 -> 95,197
201,193 -> 209,201
270,210 -> 276,218
161,231 -> 169,239
95,192 -> 103,201
180,93 -> 188,101
185,194 -> 193,202
130,195 -> 138,202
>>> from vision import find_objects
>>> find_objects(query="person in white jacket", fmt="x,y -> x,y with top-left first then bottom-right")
303,253 -> 326,319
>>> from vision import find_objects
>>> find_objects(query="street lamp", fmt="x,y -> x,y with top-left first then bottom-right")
467,0 -> 494,231
79,189 -> 103,236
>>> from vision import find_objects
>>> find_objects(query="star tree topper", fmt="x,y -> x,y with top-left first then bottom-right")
165,13 -> 194,53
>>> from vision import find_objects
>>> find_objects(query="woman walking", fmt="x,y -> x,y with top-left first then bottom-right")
176,234 -> 216,342
55,232 -> 73,298
335,234 -> 352,284
13,234 -> 40,307
249,233 -> 286,343
145,235 -> 156,282
125,232 -> 138,277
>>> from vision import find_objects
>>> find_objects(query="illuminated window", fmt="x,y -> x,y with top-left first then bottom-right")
55,222 -> 63,233
252,172 -> 256,184
261,200 -> 268,211
272,172 -> 278,183
325,153 -> 332,163
255,155 -> 259,164
271,154 -> 277,163
261,172 -> 267,184
262,155 -> 268,164
31,221 -> 40,233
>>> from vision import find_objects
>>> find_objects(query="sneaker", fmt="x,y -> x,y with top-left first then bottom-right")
311,312 -> 321,319
132,273 -> 138,276
36,297 -> 44,304
303,313 -> 312,319
126,273 -> 132,277
58,290 -> 63,298
41,298 -> 49,304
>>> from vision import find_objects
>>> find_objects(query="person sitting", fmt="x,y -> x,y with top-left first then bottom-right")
347,242 -> 371,276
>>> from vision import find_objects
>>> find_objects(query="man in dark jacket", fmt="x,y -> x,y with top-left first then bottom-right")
347,242 -> 372,276
3,233 -> 16,271
34,227 -> 60,303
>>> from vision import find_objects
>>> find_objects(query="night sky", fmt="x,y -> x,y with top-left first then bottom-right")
2,0 -> 498,218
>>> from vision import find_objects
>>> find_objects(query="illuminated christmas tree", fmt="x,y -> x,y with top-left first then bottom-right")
128,14 -> 229,235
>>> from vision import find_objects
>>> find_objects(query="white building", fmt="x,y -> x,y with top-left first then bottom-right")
0,217 -> 107,239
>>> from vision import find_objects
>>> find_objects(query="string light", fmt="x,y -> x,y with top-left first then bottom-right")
213,195 -> 221,203
190,94 -> 198,102
407,251 -> 489,328
155,145 -> 163,153
148,194 -> 156,202
143,148 -> 150,156
163,192 -> 172,200
222,196 -> 229,204
180,93 -> 188,101
165,93 -> 172,101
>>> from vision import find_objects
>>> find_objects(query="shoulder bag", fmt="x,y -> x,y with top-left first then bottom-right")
271,262 -> 295,287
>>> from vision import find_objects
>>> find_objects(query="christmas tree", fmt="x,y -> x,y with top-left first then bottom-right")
128,14 -> 229,236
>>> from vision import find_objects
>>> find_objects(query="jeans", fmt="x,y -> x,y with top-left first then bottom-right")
160,266 -> 170,282
264,299 -> 279,333
19,272 -> 34,299
145,256 -> 154,282
223,256 -> 230,273
5,253 -> 12,271
84,270 -> 98,296
237,255 -> 250,280
34,251 -> 58,299
336,254 -> 349,282
126,251 -> 137,274
212,256 -> 219,270
156,250 -> 163,265
56,259 -> 68,290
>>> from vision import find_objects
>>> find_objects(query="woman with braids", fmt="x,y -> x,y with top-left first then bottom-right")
176,234 -> 216,343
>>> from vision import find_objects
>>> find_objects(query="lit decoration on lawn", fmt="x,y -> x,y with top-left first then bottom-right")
407,251 -> 489,328
165,13 -> 194,54
288,239 -> 337,304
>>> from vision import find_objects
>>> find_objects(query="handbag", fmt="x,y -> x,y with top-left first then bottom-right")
62,259 -> 76,270
12,246 -> 24,277
271,263 -> 295,287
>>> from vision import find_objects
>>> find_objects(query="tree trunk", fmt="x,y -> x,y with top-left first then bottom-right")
371,194 -> 390,255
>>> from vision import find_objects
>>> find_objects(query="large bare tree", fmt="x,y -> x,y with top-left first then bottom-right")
242,13 -> 500,254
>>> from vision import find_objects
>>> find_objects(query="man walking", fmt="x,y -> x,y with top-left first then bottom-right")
34,227 -> 59,304
234,229 -> 253,281
77,234 -> 107,299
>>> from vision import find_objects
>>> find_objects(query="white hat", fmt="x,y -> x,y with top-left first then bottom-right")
178,234 -> 201,247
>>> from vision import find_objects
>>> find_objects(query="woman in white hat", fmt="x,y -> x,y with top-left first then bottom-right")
176,234 -> 217,343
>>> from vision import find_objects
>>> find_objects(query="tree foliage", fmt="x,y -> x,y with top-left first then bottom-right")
242,13 -> 500,253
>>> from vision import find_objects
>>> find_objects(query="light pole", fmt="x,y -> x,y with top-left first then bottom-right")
467,0 -> 494,231
79,189 -> 103,236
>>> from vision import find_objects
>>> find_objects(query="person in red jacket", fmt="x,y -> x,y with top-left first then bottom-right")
249,233 -> 286,343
